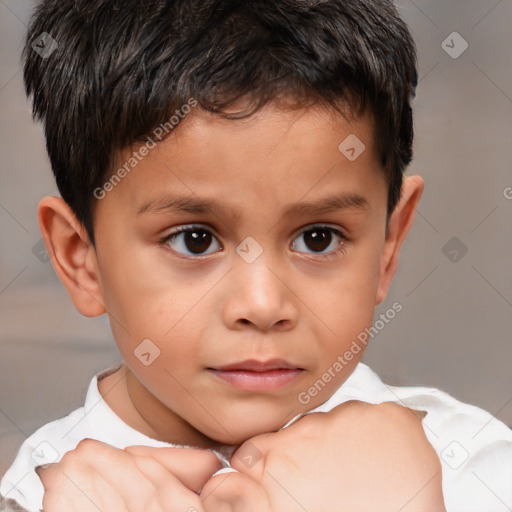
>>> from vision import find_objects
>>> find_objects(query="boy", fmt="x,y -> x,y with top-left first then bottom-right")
1,0 -> 511,510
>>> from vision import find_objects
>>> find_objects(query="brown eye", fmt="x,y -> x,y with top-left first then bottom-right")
164,226 -> 221,256
291,225 -> 347,257
303,228 -> 332,252
183,230 -> 212,254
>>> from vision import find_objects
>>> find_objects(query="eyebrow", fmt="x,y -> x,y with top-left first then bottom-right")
136,192 -> 370,218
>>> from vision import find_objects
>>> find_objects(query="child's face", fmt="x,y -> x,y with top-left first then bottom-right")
75,104 -> 417,445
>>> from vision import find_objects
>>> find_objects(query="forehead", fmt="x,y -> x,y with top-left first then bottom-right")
99,103 -> 386,222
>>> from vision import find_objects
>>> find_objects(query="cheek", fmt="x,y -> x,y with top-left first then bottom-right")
109,264 -> 221,367
308,239 -> 383,364
96,247 -> 205,380
320,247 -> 381,322
98,237 -> 202,333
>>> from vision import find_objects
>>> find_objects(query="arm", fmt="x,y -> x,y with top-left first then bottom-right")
201,400 -> 446,512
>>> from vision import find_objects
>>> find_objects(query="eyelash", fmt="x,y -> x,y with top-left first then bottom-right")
159,224 -> 350,260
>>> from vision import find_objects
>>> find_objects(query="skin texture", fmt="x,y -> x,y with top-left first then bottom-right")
39,402 -> 445,512
36,103 -> 444,510
38,441 -> 222,512
202,401 -> 445,511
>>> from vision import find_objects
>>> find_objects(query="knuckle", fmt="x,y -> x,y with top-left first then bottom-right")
59,448 -> 79,467
279,414 -> 322,443
55,452 -> 83,480
58,439 -> 104,470
374,400 -> 407,416
291,413 -> 322,434
372,402 -> 423,433
328,400 -> 379,430
335,399 -> 372,417
75,438 -> 99,451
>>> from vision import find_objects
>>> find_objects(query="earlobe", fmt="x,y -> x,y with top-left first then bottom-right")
37,196 -> 106,317
375,175 -> 424,305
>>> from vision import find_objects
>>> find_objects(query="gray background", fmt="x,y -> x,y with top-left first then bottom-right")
1,0 -> 511,476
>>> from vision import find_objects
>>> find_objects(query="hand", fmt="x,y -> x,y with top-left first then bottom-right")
200,401 -> 446,512
38,438 -> 221,512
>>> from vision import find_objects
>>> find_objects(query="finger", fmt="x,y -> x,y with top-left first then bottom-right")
125,455 -> 209,512
43,440 -> 205,511
229,436 -> 268,480
43,440 -> 159,498
125,445 -> 222,492
35,463 -> 55,480
38,459 -> 128,512
36,462 -> 63,490
200,471 -> 271,512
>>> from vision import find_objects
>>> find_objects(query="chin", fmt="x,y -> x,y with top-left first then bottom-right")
202,415 -> 289,446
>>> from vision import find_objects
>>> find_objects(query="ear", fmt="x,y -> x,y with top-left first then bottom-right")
375,175 -> 424,305
37,196 -> 106,317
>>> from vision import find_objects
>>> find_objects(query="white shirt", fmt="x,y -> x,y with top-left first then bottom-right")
1,362 -> 511,512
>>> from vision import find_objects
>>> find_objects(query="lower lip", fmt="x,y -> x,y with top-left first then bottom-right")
208,369 -> 303,391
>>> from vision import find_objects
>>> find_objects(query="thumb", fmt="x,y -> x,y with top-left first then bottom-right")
125,445 -> 222,492
200,471 -> 271,512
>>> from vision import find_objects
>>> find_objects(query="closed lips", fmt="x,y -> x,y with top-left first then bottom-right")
210,359 -> 303,372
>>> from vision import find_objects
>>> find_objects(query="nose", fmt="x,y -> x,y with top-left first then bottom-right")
222,255 -> 299,332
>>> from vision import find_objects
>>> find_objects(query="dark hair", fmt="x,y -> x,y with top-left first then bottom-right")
23,0 -> 417,248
